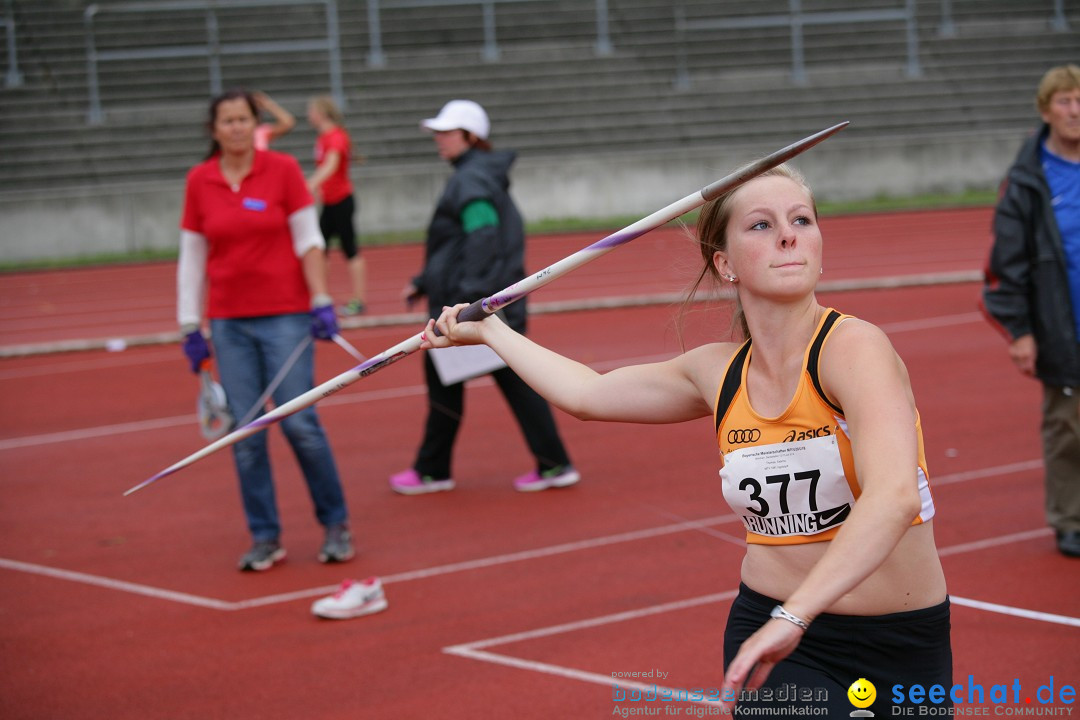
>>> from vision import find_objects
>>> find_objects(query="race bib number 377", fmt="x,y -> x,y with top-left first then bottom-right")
719,435 -> 855,538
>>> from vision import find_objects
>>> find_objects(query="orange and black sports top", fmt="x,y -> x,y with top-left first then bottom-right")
714,309 -> 935,545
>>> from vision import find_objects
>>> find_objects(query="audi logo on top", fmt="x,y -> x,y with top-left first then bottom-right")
726,428 -> 761,444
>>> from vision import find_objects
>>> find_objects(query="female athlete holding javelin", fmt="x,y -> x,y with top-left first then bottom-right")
420,165 -> 951,714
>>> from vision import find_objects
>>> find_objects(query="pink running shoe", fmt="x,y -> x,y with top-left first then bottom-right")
513,465 -> 581,492
388,468 -> 455,495
311,577 -> 388,620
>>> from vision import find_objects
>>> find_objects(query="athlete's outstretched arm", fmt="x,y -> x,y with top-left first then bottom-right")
422,303 -> 719,424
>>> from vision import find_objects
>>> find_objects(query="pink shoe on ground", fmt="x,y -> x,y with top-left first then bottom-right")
513,465 -> 581,492
388,468 -> 455,495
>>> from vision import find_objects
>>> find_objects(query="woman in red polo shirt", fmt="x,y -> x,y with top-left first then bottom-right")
177,89 -> 353,572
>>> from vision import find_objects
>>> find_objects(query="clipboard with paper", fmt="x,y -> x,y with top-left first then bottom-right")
428,343 -> 508,385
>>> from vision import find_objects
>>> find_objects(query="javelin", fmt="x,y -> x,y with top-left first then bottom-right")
124,121 -> 848,496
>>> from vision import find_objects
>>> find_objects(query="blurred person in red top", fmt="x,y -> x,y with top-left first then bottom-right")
252,90 -> 296,150
178,89 -> 353,572
307,95 -> 366,316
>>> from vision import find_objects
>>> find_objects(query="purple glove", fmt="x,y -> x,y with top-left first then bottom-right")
182,329 -> 211,374
310,303 -> 339,341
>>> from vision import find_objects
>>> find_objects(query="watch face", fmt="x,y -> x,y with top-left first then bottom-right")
771,606 -> 807,628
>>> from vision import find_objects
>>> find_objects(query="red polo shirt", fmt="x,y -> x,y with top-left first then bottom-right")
314,126 -> 353,205
181,150 -> 314,319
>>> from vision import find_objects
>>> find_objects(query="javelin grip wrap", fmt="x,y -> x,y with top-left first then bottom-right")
431,298 -> 489,338
458,299 -> 490,323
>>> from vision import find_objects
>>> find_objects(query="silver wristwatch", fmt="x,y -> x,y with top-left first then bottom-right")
770,604 -> 810,630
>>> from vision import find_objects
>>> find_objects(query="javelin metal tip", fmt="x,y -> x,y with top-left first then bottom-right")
123,480 -> 150,496
701,121 -> 849,201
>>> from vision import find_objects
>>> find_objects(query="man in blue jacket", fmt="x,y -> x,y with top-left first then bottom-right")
984,65 -> 1080,558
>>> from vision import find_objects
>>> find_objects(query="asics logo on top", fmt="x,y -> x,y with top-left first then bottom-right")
727,428 -> 761,444
783,425 -> 833,442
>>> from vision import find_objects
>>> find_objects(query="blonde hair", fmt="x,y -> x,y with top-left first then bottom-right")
309,95 -> 345,126
1036,64 -> 1080,114
681,164 -> 817,342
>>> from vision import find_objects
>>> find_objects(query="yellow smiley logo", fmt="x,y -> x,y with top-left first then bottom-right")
848,678 -> 876,709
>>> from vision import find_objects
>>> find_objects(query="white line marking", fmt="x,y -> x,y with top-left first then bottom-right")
233,515 -> 740,608
0,384 -> 427,450
938,528 -> 1052,557
0,312 -> 984,451
0,558 -> 233,610
0,415 -> 196,451
0,464 -> 1057,614
0,515 -> 740,611
932,459 -> 1042,486
1,515 -> 1065,626
443,587 -> 1078,697
877,312 -> 984,334
444,590 -> 741,708
444,647 -> 637,690
950,596 -> 1080,628
642,504 -> 751,547
230,583 -> 340,610
444,647 -> 719,706
453,590 -> 740,651
0,279 -> 982,358
0,349 -> 178,380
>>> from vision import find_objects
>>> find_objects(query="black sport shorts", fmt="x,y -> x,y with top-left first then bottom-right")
724,583 -> 952,716
319,195 -> 358,258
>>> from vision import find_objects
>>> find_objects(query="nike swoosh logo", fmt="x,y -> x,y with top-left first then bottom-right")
818,508 -> 844,524
815,504 -> 850,528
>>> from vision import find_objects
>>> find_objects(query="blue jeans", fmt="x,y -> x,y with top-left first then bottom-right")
210,314 -> 347,542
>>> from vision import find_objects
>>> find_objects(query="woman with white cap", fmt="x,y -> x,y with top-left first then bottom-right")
390,99 -> 579,495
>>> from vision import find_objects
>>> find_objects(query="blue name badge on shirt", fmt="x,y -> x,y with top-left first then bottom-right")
242,197 -> 268,212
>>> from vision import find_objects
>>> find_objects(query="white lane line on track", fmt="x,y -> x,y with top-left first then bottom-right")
0,281 -> 983,358
443,590 -> 742,708
932,459 -> 1043,486
231,514 -> 742,609
0,515 -> 740,612
949,596 -> 1080,628
0,415 -> 197,451
0,311 -> 985,451
442,589 -> 1079,697
938,527 -> 1052,557
0,349 -> 179,380
0,384 -> 428,450
0,557 -> 234,611
452,590 -> 742,651
0,507 -> 1066,621
877,311 -> 984,334
0,312 -> 1047,618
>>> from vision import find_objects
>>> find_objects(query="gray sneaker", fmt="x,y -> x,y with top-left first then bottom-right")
238,540 -> 286,572
318,524 -> 355,564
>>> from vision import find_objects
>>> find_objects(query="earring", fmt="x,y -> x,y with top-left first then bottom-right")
820,267 -> 823,275
725,274 -> 738,282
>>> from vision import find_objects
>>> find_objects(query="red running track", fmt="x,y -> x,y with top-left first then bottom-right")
0,207 -> 1077,719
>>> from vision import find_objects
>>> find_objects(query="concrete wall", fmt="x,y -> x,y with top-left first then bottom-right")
0,129 -> 1020,264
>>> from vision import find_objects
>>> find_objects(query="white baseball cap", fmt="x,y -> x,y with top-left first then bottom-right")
421,99 -> 490,140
